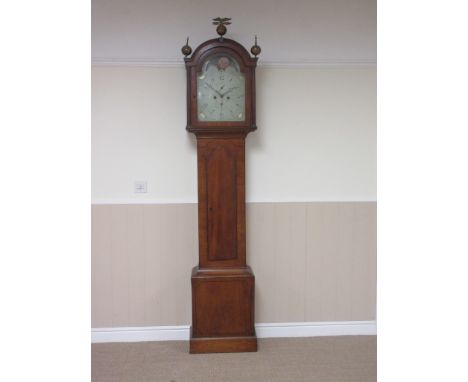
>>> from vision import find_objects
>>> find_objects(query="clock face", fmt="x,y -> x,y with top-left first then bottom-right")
197,55 -> 245,122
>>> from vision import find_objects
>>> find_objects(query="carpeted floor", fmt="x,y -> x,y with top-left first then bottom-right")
92,336 -> 376,382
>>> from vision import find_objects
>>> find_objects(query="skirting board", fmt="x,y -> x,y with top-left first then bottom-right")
91,321 -> 376,343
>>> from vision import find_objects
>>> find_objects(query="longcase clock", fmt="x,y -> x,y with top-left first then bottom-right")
181,18 -> 261,354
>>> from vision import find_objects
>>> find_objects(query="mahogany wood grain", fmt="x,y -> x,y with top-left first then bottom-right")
197,137 -> 246,267
191,266 -> 255,338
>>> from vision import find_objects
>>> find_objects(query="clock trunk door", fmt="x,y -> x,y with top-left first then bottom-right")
197,137 -> 246,267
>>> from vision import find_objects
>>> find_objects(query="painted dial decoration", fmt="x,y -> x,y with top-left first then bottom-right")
197,55 -> 245,121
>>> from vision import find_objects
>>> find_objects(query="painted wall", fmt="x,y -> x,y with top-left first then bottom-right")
92,0 -> 376,64
91,65 -> 376,328
92,202 -> 376,327
92,67 -> 376,203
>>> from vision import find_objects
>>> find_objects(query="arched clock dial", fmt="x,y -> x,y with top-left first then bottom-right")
197,55 -> 245,121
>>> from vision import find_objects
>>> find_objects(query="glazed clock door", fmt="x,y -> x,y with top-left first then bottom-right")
197,54 -> 245,122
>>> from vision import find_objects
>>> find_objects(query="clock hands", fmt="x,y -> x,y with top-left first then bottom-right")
205,82 -> 239,98
205,83 -> 222,97
219,98 -> 224,119
219,86 -> 239,120
220,86 -> 238,97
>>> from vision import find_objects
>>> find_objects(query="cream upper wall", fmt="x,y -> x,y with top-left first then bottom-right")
92,0 -> 376,64
92,66 -> 376,202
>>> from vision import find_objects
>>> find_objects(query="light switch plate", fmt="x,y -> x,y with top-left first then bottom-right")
134,181 -> 147,193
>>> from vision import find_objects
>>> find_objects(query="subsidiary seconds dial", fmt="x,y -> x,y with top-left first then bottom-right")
197,55 -> 245,122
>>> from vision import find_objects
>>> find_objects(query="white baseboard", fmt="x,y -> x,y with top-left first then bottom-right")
255,321 -> 376,338
91,321 -> 376,343
91,325 -> 190,343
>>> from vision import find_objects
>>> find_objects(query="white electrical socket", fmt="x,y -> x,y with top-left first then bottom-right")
134,181 -> 147,193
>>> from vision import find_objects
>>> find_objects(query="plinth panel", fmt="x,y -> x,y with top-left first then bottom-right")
190,266 -> 257,353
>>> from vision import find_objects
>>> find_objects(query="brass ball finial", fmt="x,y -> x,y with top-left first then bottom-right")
251,35 -> 261,57
212,17 -> 231,38
181,37 -> 192,57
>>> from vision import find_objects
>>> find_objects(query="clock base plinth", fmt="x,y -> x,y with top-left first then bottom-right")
190,266 -> 257,353
190,330 -> 257,354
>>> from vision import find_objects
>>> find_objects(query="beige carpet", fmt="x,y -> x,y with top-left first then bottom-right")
92,336 -> 376,382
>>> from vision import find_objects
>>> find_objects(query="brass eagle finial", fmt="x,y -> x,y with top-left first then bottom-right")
212,17 -> 231,38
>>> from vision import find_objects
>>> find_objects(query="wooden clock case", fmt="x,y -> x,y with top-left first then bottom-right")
184,37 -> 258,353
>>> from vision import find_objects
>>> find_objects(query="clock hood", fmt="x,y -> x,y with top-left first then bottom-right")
184,38 -> 257,69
